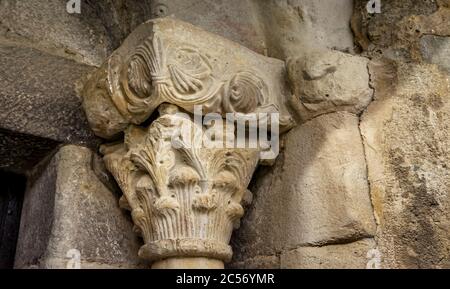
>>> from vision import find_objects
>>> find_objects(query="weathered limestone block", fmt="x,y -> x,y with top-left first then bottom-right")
287,49 -> 373,122
14,145 -> 146,269
253,0 -> 355,59
0,43 -> 100,173
352,0 -> 450,62
82,17 -> 294,139
0,43 -> 97,146
280,239 -> 377,269
232,112 -> 376,260
0,0 -> 153,66
150,0 -> 265,55
361,61 -> 450,268
420,35 -> 450,73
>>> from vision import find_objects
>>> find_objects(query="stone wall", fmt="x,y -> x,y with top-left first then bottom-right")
231,0 -> 450,269
0,0 -> 448,269
353,0 -> 450,268
15,145 -> 147,268
0,0 -> 152,268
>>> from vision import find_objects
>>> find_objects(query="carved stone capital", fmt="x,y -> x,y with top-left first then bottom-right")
81,18 -> 294,268
82,17 -> 294,139
101,104 -> 259,264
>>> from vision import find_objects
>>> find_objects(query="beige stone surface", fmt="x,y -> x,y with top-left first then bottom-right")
352,0 -> 448,62
280,239 -> 377,269
150,0 -> 265,55
100,104 -> 261,265
232,112 -> 376,260
361,61 -> 450,268
4,0 -> 448,270
0,0 -> 153,66
81,18 -> 295,267
288,49 -> 373,122
420,35 -> 450,73
14,145 -> 147,269
351,0 -> 450,269
82,17 -> 294,139
253,0 -> 354,59
0,43 -> 97,145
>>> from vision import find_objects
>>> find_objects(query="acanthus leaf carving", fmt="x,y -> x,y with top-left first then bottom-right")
82,18 -> 295,267
101,104 -> 259,263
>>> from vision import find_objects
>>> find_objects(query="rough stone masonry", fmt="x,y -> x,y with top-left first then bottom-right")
0,0 -> 448,269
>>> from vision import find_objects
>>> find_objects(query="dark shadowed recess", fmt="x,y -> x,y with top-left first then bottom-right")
0,171 -> 26,269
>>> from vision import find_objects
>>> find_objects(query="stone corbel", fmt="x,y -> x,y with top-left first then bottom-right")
81,18 -> 294,268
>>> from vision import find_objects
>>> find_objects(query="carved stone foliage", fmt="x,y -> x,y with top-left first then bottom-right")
82,18 -> 294,139
123,35 -> 268,116
101,105 -> 259,262
81,18 -> 294,266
